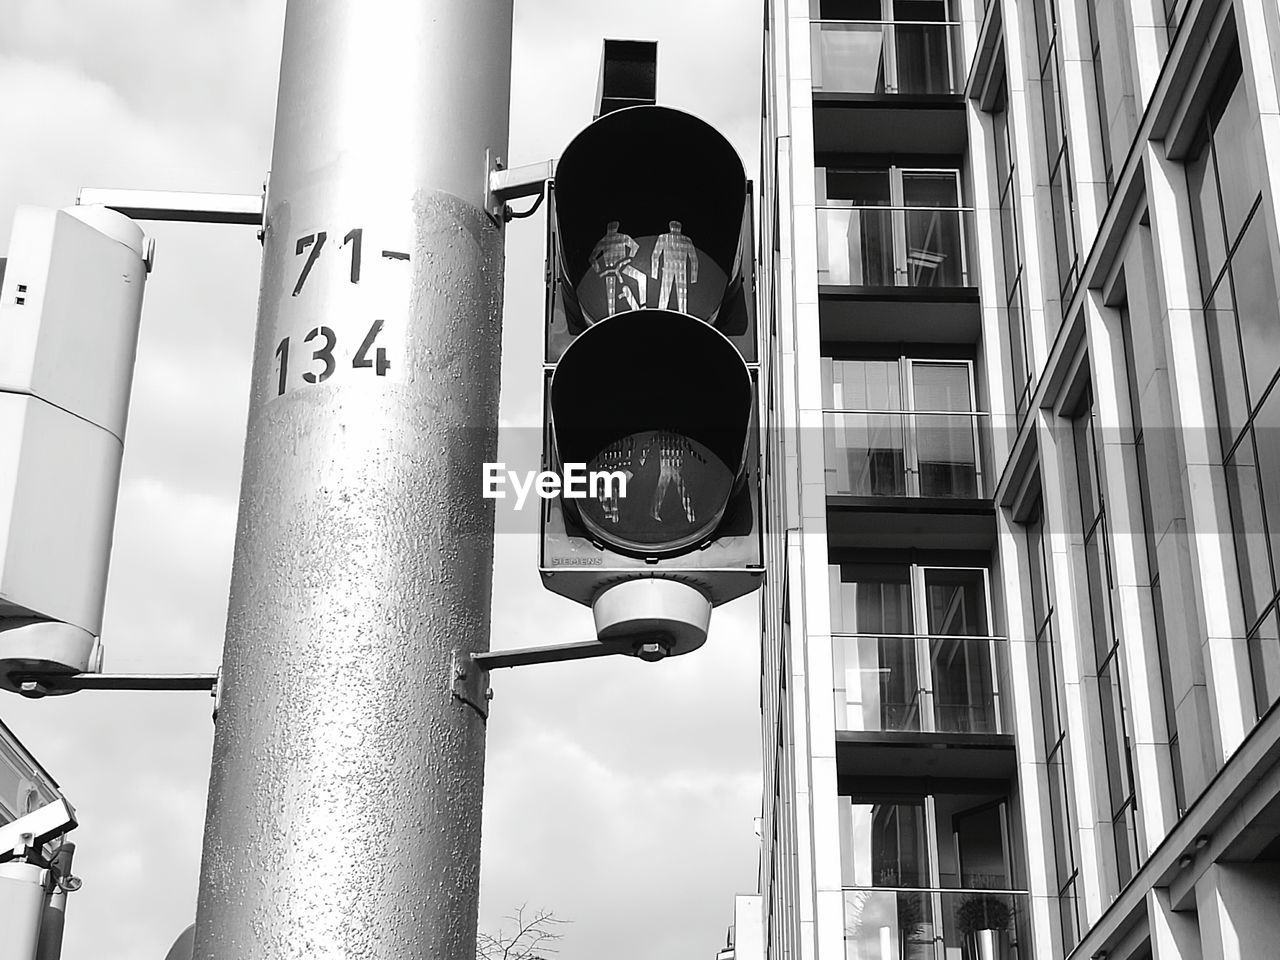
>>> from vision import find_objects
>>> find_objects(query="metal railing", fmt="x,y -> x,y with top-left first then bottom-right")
823,409 -> 988,499
817,204 -> 972,288
832,633 -> 1003,735
842,887 -> 1029,960
811,20 -> 964,95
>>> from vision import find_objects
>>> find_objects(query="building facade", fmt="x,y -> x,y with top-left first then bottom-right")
757,1 -> 1280,959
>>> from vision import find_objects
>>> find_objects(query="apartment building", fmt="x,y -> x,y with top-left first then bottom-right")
756,1 -> 1280,959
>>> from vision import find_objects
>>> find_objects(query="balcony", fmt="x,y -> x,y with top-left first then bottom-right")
818,204 -> 972,290
811,20 -> 964,96
842,887 -> 1029,960
824,409 -> 988,499
810,19 -> 968,157
833,634 -> 1003,735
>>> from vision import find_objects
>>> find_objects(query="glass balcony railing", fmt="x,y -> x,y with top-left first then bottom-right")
824,410 -> 987,499
812,20 -> 964,95
842,888 -> 1029,960
833,634 -> 1003,735
817,205 -> 972,288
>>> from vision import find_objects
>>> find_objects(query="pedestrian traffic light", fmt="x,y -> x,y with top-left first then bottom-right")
0,205 -> 151,691
539,105 -> 761,658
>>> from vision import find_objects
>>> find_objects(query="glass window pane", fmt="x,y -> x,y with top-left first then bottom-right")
1228,211 -> 1280,408
1224,434 -> 1274,628
1084,530 -> 1114,664
1050,155 -> 1077,294
842,799 -> 930,887
912,363 -> 972,411
994,105 -> 1012,190
1212,67 -> 1264,243
1113,807 -> 1136,887
827,412 -> 908,495
924,568 -> 989,635
1038,626 -> 1063,737
953,803 -> 1009,888
1098,660 -> 1132,811
1041,59 -> 1063,160
932,638 -> 996,733
895,18 -> 954,95
842,564 -> 914,634
1204,275 -> 1250,441
1034,1 -> 1055,65
828,359 -> 902,410
827,169 -> 893,205
1008,285 -> 1031,411
1027,508 -> 1051,627
1248,609 -> 1280,718
1073,407 -> 1100,525
1000,195 -> 1021,297
1253,386 -> 1280,587
1046,747 -> 1076,886
1059,881 -> 1080,953
834,635 -> 922,732
1186,143 -> 1227,297
902,172 -> 959,208
814,21 -> 888,95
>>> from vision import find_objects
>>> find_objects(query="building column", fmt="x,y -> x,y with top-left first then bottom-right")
1143,144 -> 1255,762
1149,887 -> 1203,960
1195,863 -> 1280,959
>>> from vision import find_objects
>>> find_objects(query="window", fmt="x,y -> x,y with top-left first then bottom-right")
838,789 -> 1026,960
1032,0 -> 1079,302
991,75 -> 1033,418
823,357 -> 985,497
811,0 -> 960,95
817,165 -> 970,287
1120,307 -> 1186,814
830,562 -> 999,734
1025,503 -> 1081,952
1084,0 -> 1114,193
1185,48 -> 1280,716
1074,390 -> 1142,891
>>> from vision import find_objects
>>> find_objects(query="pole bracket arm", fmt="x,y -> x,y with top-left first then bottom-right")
9,672 -> 220,698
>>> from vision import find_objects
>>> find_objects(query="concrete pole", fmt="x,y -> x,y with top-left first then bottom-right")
193,2 -> 512,958
0,861 -> 46,960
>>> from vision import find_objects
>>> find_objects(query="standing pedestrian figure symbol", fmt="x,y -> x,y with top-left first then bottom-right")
651,220 -> 699,314
589,221 -> 648,316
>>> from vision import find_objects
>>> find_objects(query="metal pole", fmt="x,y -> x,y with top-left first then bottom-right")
192,2 -> 512,957
35,843 -> 74,960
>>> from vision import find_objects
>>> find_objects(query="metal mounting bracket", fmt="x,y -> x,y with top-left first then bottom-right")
451,650 -> 491,720
486,156 -> 556,223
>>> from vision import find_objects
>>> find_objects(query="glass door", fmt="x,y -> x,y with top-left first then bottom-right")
899,170 -> 965,286
916,566 -> 998,734
891,0 -> 954,94
905,360 -> 980,497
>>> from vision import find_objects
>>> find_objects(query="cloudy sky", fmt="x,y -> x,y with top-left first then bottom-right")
0,2 -> 763,959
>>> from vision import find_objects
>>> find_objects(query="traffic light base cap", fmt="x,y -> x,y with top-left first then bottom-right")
0,618 -> 101,695
591,579 -> 711,660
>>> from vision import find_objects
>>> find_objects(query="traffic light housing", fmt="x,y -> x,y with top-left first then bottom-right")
540,105 -> 761,657
0,205 -> 151,690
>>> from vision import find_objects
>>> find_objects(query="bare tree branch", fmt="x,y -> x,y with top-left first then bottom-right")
477,905 -> 569,960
